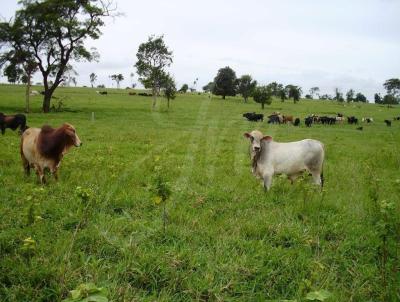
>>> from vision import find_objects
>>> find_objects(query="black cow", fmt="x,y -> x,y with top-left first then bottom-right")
243,112 -> 263,122
320,116 -> 336,125
393,116 -> 400,121
356,126 -> 363,131
294,118 -> 300,126
384,120 -> 392,127
348,116 -> 358,124
0,113 -> 28,135
305,116 -> 313,127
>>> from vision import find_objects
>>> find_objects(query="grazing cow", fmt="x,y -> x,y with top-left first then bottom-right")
20,123 -> 82,184
283,115 -> 294,124
336,116 -> 345,123
243,112 -> 263,122
384,120 -> 392,127
348,116 -> 358,124
356,126 -> 363,131
0,113 -> 28,135
128,92 -> 137,95
267,114 -> 281,124
362,117 -> 373,123
96,91 -> 108,95
393,116 -> 400,121
244,130 -> 324,191
30,90 -> 40,96
294,118 -> 300,126
305,117 -> 313,127
320,116 -> 336,125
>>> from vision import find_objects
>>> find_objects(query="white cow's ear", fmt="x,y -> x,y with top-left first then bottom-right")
244,133 -> 251,138
262,136 -> 272,141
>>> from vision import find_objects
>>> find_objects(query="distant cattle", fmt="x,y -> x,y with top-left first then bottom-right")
30,90 -> 40,96
283,115 -> 294,124
0,113 -> 28,135
356,126 -> 363,131
320,116 -> 336,125
138,92 -> 152,97
20,123 -> 82,184
348,116 -> 358,124
384,120 -> 392,127
294,118 -> 300,126
362,117 -> 373,123
244,130 -> 324,191
305,117 -> 313,127
128,92 -> 137,96
267,114 -> 281,124
96,91 -> 108,95
243,112 -> 263,122
393,116 -> 400,121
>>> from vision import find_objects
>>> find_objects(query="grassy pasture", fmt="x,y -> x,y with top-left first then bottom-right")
0,84 -> 399,301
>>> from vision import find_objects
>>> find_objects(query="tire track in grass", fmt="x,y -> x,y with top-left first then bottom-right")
173,96 -> 212,194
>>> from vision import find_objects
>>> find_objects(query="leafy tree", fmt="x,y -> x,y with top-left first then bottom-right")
135,35 -> 173,109
0,0 -> 113,112
212,66 -> 237,99
179,84 -> 189,93
237,75 -> 257,102
110,74 -> 124,88
278,87 -> 287,102
202,82 -> 214,93
89,73 -> 97,88
354,92 -> 367,103
253,85 -> 272,109
267,81 -> 284,97
346,89 -> 355,103
383,94 -> 399,105
320,94 -> 333,100
334,88 -> 344,102
309,87 -> 320,98
286,85 -> 302,103
305,94 -> 312,99
374,93 -> 382,104
383,78 -> 400,97
161,74 -> 176,108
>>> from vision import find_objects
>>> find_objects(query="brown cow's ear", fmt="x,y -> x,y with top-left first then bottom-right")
262,136 -> 272,141
244,132 -> 251,139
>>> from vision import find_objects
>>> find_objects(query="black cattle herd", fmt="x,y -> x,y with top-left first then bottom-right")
242,111 -> 399,129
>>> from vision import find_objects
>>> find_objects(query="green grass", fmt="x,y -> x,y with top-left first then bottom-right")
0,84 -> 399,301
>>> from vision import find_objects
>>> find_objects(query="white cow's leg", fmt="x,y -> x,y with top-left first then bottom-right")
311,171 -> 322,186
263,173 -> 273,191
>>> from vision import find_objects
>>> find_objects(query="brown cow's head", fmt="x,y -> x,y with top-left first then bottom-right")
244,130 -> 272,161
64,123 -> 82,147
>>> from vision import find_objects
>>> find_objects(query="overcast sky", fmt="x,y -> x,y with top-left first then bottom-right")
1,0 -> 399,100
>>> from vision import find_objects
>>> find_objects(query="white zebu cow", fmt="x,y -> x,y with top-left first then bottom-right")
244,130 -> 325,191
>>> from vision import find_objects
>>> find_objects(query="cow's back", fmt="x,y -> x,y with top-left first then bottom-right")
265,139 -> 324,174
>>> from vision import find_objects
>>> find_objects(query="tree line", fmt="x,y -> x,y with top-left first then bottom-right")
0,0 -> 399,113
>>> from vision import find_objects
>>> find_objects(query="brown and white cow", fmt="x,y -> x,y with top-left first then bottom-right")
20,123 -> 82,184
244,130 -> 324,191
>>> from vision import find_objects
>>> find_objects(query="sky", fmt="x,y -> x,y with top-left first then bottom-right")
1,0 -> 399,101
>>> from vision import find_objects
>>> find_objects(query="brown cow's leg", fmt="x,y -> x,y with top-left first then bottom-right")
35,165 -> 45,184
21,153 -> 30,176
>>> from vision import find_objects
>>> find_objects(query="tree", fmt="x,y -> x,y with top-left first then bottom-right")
383,78 -> 400,97
89,73 -> 97,88
346,89 -> 355,103
354,92 -> 367,103
286,85 -> 302,103
110,74 -> 124,88
0,0 -> 113,112
161,74 -> 176,108
278,88 -> 287,102
135,35 -> 173,109
212,66 -> 237,99
267,81 -> 283,97
129,72 -> 136,88
334,88 -> 344,102
253,85 -> 272,109
309,87 -> 320,99
383,94 -> 399,105
202,82 -> 214,93
374,93 -> 382,104
179,84 -> 189,93
237,75 -> 257,103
